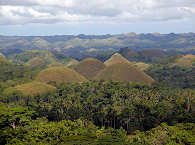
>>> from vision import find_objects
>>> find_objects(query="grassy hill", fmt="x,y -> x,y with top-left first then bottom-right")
95,62 -> 155,85
104,53 -> 131,66
118,47 -> 138,61
133,62 -> 151,71
8,50 -> 77,69
172,54 -> 195,67
65,59 -> 79,68
118,47 -> 168,63
3,81 -> 56,96
36,66 -> 86,84
25,57 -> 46,68
9,50 -> 58,66
74,58 -> 106,79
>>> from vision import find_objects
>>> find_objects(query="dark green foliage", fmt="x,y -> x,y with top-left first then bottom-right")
0,60 -> 37,84
127,123 -> 195,145
146,65 -> 195,88
1,81 -> 194,132
0,104 -> 194,145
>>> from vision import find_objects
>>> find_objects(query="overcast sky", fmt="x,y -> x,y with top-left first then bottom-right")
0,0 -> 195,35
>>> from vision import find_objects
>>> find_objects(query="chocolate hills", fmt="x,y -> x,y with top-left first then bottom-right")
9,50 -> 57,65
36,66 -> 86,84
4,81 -> 56,96
74,58 -> 106,79
133,62 -> 151,71
118,47 -> 138,61
104,53 -> 130,66
172,54 -> 195,67
8,50 -> 77,68
95,62 -> 155,85
25,57 -> 46,68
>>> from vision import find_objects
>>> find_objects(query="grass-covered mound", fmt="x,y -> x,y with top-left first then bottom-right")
36,66 -> 86,84
104,53 -> 131,66
172,54 -> 195,67
9,50 -> 57,65
8,50 -> 76,68
133,62 -> 151,71
65,59 -> 79,68
74,58 -> 106,79
25,57 -> 46,68
4,81 -> 56,96
95,62 -> 155,85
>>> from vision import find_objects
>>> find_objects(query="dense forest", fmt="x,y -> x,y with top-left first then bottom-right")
0,35 -> 195,144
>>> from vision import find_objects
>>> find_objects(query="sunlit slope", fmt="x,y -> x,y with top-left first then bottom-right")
172,54 -> 195,67
104,53 -> 131,66
95,62 -> 155,85
74,58 -> 105,79
4,81 -> 56,96
133,62 -> 151,71
36,66 -> 86,84
25,57 -> 46,68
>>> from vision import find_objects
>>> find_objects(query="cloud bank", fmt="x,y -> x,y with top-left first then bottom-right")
0,0 -> 195,25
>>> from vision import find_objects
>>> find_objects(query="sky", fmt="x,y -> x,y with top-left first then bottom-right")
0,0 -> 195,36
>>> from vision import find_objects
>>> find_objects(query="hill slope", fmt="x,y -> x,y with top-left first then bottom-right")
172,54 -> 195,67
25,57 -> 46,68
133,62 -> 151,71
4,81 -> 56,96
36,66 -> 86,84
95,62 -> 155,85
74,58 -> 106,79
104,53 -> 131,66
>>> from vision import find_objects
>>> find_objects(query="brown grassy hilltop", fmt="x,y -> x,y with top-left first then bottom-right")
104,53 -> 131,66
36,66 -> 86,84
74,58 -> 106,79
95,62 -> 155,85
25,57 -> 46,68
4,81 -> 56,96
133,62 -> 151,71
172,54 -> 195,67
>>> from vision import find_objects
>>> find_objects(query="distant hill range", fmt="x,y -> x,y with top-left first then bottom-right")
0,33 -> 195,60
8,50 -> 78,69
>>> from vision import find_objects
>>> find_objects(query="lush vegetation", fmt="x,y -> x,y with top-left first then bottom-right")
0,80 -> 194,144
0,43 -> 195,144
146,65 -> 195,89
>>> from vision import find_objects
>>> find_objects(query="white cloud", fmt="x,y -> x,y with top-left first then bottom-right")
0,0 -> 195,25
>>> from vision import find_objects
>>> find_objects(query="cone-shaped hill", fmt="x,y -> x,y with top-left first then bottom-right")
3,82 -> 56,96
25,57 -> 46,68
172,54 -> 195,67
36,66 -> 86,84
104,53 -> 131,66
74,58 -> 106,79
95,62 -> 155,85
